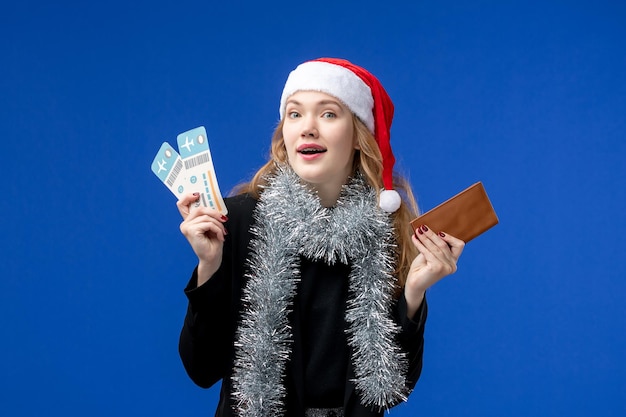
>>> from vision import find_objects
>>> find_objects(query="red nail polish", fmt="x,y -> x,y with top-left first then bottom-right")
439,232 -> 446,237
223,228 -> 228,236
422,225 -> 429,232
221,215 -> 229,222
417,226 -> 424,235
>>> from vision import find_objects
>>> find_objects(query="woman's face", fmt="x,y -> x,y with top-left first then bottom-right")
282,91 -> 358,196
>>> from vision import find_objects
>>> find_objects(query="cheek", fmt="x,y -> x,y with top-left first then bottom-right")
340,126 -> 357,152
281,128 -> 297,163
282,125 -> 297,148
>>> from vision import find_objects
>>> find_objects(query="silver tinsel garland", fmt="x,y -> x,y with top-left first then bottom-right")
231,165 -> 408,416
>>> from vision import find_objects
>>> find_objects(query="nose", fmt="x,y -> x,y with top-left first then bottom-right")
300,115 -> 319,138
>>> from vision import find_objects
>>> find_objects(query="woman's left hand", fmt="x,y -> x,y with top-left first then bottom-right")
404,224 -> 465,317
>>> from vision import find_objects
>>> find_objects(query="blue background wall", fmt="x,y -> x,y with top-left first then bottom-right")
2,1 -> 624,415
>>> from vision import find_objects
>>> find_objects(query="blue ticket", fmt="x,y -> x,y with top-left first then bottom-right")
176,126 -> 227,215
151,142 -> 187,197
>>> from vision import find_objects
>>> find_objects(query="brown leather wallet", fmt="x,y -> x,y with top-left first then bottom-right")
410,182 -> 498,242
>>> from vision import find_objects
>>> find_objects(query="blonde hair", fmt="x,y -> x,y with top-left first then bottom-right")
234,115 -> 419,294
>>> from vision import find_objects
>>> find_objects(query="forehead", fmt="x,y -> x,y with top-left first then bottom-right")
286,91 -> 348,108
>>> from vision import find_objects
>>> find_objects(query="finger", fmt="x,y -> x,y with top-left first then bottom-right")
437,231 -> 465,259
176,192 -> 201,219
181,215 -> 227,242
413,225 -> 458,272
411,228 -> 447,265
421,224 -> 454,251
183,212 -> 226,231
196,219 -> 227,242
414,224 -> 450,258
410,232 -> 458,280
411,230 -> 427,253
182,204 -> 228,224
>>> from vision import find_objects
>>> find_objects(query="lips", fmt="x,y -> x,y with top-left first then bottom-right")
297,144 -> 327,155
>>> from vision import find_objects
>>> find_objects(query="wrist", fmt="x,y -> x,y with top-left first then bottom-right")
197,260 -> 219,287
404,287 -> 425,319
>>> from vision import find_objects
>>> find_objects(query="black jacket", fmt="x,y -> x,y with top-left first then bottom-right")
179,194 -> 428,416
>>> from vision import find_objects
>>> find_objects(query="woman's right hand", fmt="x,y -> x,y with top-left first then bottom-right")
177,193 -> 228,287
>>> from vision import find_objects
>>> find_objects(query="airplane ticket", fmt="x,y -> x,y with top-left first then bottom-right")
151,142 -> 186,197
151,126 -> 228,215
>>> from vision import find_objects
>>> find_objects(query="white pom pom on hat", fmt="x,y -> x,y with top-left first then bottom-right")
379,189 -> 402,213
280,57 -> 402,213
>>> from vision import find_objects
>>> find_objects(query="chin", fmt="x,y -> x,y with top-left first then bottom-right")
290,164 -> 318,181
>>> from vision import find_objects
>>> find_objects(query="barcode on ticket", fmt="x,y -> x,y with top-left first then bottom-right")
183,152 -> 210,170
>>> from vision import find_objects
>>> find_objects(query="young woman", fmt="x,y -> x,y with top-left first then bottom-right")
176,58 -> 465,417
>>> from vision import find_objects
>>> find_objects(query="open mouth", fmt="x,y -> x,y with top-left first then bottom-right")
299,148 -> 327,155
297,144 -> 327,155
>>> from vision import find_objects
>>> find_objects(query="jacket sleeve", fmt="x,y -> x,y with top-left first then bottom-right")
394,294 -> 428,389
178,194 -> 256,389
178,265 -> 233,388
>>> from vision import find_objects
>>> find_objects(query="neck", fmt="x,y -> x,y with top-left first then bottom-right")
316,185 -> 342,207
305,173 -> 351,208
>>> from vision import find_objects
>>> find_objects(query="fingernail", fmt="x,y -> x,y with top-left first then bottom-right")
221,215 -> 229,222
422,225 -> 429,232
193,192 -> 199,197
223,228 -> 228,236
414,229 -> 419,239
417,226 -> 424,235
439,232 -> 446,237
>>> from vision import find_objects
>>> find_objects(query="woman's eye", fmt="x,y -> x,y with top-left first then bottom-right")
288,111 -> 300,118
322,112 -> 336,118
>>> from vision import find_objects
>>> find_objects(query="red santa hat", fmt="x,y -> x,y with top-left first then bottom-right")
279,57 -> 402,213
